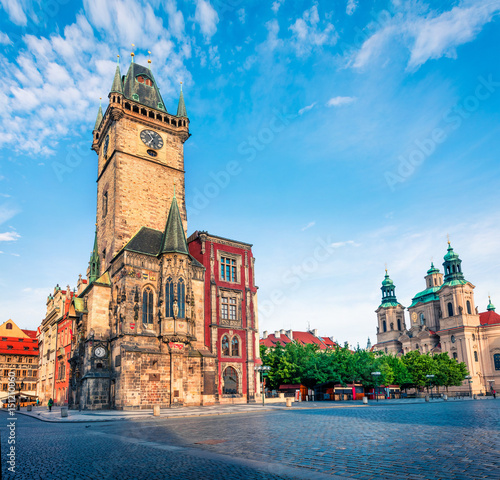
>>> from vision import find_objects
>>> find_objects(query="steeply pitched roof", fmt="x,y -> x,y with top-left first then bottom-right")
177,86 -> 187,117
110,64 -> 123,94
124,227 -> 163,256
122,62 -> 167,112
94,104 -> 103,130
161,195 -> 189,255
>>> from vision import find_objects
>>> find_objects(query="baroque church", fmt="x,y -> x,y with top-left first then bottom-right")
374,242 -> 500,394
56,57 -> 260,409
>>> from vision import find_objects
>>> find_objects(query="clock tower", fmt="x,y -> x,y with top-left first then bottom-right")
91,59 -> 189,273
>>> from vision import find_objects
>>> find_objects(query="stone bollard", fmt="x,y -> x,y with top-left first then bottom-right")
285,397 -> 293,408
153,405 -> 161,416
362,397 -> 368,405
61,407 -> 68,418
27,405 -> 32,412
425,395 -> 430,402
279,392 -> 285,400
443,394 -> 448,401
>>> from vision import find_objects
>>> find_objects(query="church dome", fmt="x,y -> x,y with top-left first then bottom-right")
444,243 -> 459,261
427,262 -> 440,275
382,271 -> 394,287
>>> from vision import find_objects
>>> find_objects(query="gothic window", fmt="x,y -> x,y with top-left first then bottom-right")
165,277 -> 174,317
222,366 -> 238,394
494,354 -> 500,371
397,318 -> 401,330
103,192 -> 108,218
177,278 -> 185,319
447,302 -> 454,317
142,287 -> 154,325
220,257 -> 237,282
231,336 -> 240,356
221,335 -> 230,356
474,351 -> 478,362
467,300 -> 472,314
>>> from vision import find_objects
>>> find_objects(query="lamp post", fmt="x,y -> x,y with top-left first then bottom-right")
465,375 -> 472,398
426,374 -> 435,398
371,372 -> 381,402
255,365 -> 271,406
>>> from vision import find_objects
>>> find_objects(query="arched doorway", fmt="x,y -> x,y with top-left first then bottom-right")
223,366 -> 238,394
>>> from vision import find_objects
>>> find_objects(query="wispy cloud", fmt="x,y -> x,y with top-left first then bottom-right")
301,221 -> 316,231
272,0 -> 285,14
298,102 -> 316,115
0,0 -> 28,26
326,96 -> 357,107
0,231 -> 20,241
346,0 -> 358,16
194,0 -> 219,40
330,240 -> 361,248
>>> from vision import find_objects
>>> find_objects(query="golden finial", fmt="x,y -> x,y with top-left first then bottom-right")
447,233 -> 450,245
147,50 -> 151,65
180,81 -> 183,91
99,97 -> 102,106
173,182 -> 176,198
117,54 -> 120,64
131,44 -> 135,61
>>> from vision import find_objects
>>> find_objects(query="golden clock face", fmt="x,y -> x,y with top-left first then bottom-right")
412,312 -> 417,322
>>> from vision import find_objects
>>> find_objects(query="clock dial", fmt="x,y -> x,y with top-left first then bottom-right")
103,135 -> 109,156
140,129 -> 163,150
94,346 -> 107,358
411,312 -> 417,322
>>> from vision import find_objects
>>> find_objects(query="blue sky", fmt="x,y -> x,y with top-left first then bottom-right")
1,0 -> 499,347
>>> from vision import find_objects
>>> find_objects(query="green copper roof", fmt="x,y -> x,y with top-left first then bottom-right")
94,104 -> 103,131
122,62 -> 167,112
160,194 -> 189,255
110,64 -> 123,94
487,297 -> 496,312
444,242 -> 459,261
88,230 -> 100,284
380,300 -> 403,308
442,279 -> 468,287
409,286 -> 441,308
382,271 -> 394,287
177,85 -> 187,117
427,262 -> 440,275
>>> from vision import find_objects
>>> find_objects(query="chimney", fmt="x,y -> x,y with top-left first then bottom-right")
275,330 -> 280,338
262,331 -> 268,339
312,329 -> 318,337
280,329 -> 285,335
286,330 -> 293,340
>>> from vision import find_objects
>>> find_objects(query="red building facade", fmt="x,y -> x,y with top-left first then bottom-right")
188,231 -> 260,403
55,290 -> 74,405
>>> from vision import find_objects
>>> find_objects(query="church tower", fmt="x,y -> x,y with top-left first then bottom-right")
375,270 -> 405,354
91,56 -> 190,272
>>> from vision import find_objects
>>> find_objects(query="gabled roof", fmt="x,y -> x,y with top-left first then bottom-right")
480,310 -> 500,326
122,62 -> 166,112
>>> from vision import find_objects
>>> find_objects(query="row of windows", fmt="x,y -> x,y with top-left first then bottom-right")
1,356 -> 34,363
142,278 -> 186,324
2,369 -> 37,378
382,319 -> 402,332
221,335 -> 240,357
2,382 -> 36,391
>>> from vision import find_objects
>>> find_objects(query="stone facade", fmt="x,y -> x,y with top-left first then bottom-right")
64,60 -> 259,409
374,242 -> 500,394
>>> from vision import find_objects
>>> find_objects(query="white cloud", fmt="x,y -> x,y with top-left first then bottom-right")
301,221 -> 316,231
0,32 -> 11,45
327,96 -> 357,107
272,0 -> 284,14
194,0 -> 219,40
0,0 -> 27,26
0,231 -> 20,242
298,102 -> 316,115
165,0 -> 185,39
330,240 -> 361,248
208,45 -> 221,69
346,0 -> 358,16
237,8 -> 245,24
10,253 -> 20,257
289,5 -> 337,56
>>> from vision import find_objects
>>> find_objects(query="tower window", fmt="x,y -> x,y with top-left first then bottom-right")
453,352 -> 458,360
397,319 -> 401,331
165,277 -> 174,318
177,278 -> 185,319
447,302 -> 454,317
6,323 -> 12,330
383,320 -> 387,333
142,287 -> 154,325
494,354 -> 500,371
467,300 -> 472,315
136,75 -> 153,87
103,192 -> 108,218
420,313 -> 425,325
474,351 -> 478,362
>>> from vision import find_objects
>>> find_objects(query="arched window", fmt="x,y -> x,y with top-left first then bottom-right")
420,313 -> 425,325
383,321 -> 387,332
177,278 -> 185,319
453,352 -> 458,360
165,277 -> 174,317
474,351 -> 478,362
467,300 -> 472,315
447,302 -> 454,317
494,354 -> 500,371
397,318 -> 401,331
223,366 -> 238,394
221,335 -> 229,356
6,323 -> 12,330
231,336 -> 239,356
142,287 -> 154,325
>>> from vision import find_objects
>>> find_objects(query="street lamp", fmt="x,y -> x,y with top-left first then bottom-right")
255,365 -> 271,406
371,372 -> 381,402
426,375 -> 435,398
465,375 -> 472,398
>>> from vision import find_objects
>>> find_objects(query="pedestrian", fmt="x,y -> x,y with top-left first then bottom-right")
493,390 -> 497,399
48,398 -> 53,412
36,398 -> 39,407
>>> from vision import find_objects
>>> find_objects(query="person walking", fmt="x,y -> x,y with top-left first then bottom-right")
36,398 -> 39,407
48,398 -> 53,412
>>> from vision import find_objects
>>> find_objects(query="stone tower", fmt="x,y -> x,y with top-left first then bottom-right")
375,270 -> 406,354
91,58 -> 190,272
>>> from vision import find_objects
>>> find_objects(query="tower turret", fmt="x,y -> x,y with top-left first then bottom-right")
381,270 -> 398,305
88,229 -> 100,284
487,296 -> 496,312
93,101 -> 103,131
176,83 -> 187,118
443,241 -> 465,283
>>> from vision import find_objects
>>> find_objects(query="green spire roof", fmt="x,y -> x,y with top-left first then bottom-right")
94,102 -> 103,131
381,270 -> 394,287
442,241 -> 465,283
427,262 -> 440,275
487,296 -> 496,312
176,84 -> 187,118
89,229 -> 100,284
110,64 -> 123,94
444,242 -> 460,261
160,191 -> 188,255
380,269 -> 400,307
122,61 -> 167,112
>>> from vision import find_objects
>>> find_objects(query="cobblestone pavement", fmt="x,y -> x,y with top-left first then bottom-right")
1,400 -> 499,480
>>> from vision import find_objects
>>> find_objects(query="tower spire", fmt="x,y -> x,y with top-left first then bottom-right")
380,269 -> 399,306
94,98 -> 103,131
443,241 -> 465,283
160,194 -> 188,255
88,227 -> 100,284
487,296 -> 496,312
177,82 -> 187,118
110,58 -> 123,94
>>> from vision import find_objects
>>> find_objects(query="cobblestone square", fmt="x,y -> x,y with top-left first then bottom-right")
2,399 -> 499,480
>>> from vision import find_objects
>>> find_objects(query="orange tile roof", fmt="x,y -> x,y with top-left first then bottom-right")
480,310 -> 500,326
260,331 -> 336,349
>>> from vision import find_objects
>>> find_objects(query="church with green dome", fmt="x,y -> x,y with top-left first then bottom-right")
374,242 -> 500,395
